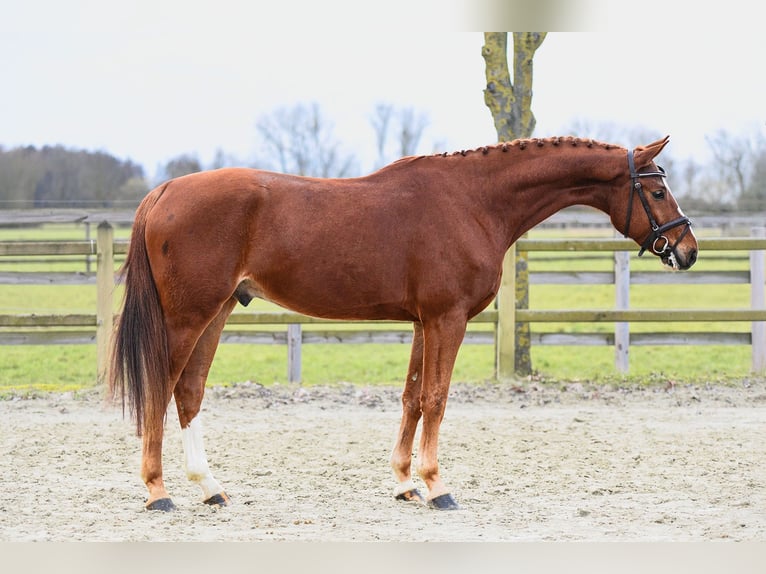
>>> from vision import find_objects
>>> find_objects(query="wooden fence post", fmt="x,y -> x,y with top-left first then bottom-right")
750,227 -> 765,373
496,243 -> 517,379
287,324 -> 302,383
84,222 -> 93,273
96,221 -> 114,385
614,245 -> 631,373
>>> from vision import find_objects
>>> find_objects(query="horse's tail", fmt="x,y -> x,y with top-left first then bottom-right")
109,183 -> 171,436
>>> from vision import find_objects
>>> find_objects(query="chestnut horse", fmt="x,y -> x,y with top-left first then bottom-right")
110,136 -> 697,512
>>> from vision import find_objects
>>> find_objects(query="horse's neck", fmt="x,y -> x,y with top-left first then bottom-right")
478,149 -> 619,246
507,181 -> 612,243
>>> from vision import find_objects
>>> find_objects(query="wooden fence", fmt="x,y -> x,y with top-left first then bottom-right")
500,230 -> 766,375
1,221 -> 766,382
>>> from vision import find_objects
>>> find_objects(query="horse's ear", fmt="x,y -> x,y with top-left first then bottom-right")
632,135 -> 670,168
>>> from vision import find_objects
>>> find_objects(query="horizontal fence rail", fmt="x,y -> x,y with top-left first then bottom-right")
509,230 -> 766,373
2,222 -> 766,381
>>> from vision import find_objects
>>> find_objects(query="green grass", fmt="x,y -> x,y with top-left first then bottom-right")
1,223 -> 763,393
206,343 -> 495,387
531,346 -> 754,384
0,345 -> 100,393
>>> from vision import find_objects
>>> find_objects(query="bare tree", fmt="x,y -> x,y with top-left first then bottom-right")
396,107 -> 428,157
161,154 -> 202,181
255,102 -> 356,177
371,103 -> 394,168
482,32 -> 546,377
565,119 -> 664,152
706,129 -> 752,203
210,148 -> 239,170
680,158 -> 704,200
744,150 -> 766,211
370,103 -> 429,168
734,126 -> 766,211
482,32 -> 546,141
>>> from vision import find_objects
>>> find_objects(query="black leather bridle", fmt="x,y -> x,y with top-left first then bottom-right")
624,149 -> 692,257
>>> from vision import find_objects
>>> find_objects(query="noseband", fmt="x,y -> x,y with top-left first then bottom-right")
623,150 -> 692,257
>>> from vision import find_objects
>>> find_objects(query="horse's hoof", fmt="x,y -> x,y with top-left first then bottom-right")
146,497 -> 176,512
395,488 -> 425,504
204,493 -> 231,507
427,493 -> 460,510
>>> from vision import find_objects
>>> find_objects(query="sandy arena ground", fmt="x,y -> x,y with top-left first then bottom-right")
2,379 -> 766,542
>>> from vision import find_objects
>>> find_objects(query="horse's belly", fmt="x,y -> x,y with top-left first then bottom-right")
236,274 -> 416,322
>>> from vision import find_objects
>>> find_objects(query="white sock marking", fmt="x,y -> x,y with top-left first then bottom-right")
181,416 -> 224,501
393,479 -> 418,497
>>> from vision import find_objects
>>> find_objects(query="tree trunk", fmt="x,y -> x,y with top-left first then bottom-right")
482,32 -> 546,377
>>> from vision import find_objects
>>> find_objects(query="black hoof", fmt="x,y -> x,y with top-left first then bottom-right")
146,497 -> 176,512
204,493 -> 231,507
428,493 -> 460,510
395,488 -> 425,504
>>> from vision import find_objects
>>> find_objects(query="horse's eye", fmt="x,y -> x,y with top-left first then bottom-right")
651,190 -> 666,200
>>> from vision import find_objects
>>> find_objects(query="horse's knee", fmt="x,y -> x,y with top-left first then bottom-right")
422,390 -> 447,411
401,397 -> 422,419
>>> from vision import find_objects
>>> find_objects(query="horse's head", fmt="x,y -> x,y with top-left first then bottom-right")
611,136 -> 698,270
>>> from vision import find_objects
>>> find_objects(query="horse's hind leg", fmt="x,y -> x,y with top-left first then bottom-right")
173,298 -> 237,506
390,322 -> 426,503
142,408 -> 176,511
141,315 -> 220,511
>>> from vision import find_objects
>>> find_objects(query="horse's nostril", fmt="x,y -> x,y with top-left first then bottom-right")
687,249 -> 698,268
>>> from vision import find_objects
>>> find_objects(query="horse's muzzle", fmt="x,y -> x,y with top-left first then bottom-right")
663,247 -> 697,271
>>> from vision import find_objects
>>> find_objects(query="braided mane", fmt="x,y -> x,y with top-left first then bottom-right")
385,137 -> 626,171
432,136 -> 624,158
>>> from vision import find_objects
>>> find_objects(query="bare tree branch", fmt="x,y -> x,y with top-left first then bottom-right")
256,102 -> 357,177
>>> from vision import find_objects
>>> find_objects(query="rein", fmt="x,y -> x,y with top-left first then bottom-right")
624,150 -> 692,257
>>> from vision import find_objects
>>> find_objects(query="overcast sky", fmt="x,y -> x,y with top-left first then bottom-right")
1,1 -> 763,179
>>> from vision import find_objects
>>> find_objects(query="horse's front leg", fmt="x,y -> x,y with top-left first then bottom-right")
174,299 -> 237,506
391,322 -> 425,503
417,313 -> 466,510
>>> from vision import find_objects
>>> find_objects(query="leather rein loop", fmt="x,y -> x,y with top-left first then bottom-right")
624,150 -> 692,257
